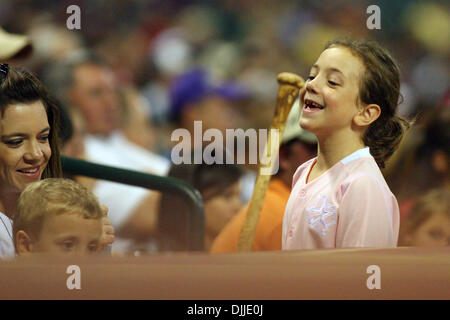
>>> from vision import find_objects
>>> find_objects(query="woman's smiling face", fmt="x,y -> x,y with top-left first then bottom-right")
0,101 -> 51,193
300,46 -> 366,136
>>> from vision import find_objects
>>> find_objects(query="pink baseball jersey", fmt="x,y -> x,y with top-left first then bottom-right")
282,147 -> 399,250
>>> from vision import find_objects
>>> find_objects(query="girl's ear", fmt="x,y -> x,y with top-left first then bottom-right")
15,230 -> 34,255
354,104 -> 381,127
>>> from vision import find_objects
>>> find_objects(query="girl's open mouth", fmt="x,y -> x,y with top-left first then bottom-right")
304,99 -> 324,113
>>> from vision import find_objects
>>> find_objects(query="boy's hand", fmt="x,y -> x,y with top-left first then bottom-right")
100,205 -> 115,250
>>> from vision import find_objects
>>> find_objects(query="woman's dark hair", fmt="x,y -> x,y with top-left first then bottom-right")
57,101 -> 74,146
0,65 -> 62,178
158,160 -> 242,251
325,39 -> 411,168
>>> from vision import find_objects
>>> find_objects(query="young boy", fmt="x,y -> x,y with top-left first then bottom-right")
13,178 -> 103,255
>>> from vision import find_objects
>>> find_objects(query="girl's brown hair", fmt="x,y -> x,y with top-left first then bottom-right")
0,65 -> 62,179
325,39 -> 411,168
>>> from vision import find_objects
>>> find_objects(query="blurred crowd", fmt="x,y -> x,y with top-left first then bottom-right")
0,0 -> 448,254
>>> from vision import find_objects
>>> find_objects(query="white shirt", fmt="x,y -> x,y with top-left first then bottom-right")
0,212 -> 15,260
85,131 -> 170,175
83,131 -> 170,253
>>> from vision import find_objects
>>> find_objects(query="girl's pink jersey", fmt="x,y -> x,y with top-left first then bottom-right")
282,147 -> 399,250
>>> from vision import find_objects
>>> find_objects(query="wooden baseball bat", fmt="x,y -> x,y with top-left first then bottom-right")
237,72 -> 304,252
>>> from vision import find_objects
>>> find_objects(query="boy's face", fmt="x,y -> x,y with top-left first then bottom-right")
300,46 -> 366,137
21,213 -> 102,255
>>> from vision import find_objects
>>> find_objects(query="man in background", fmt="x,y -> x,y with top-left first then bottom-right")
44,53 -> 169,253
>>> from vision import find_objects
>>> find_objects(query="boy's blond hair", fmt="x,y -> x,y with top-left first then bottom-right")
13,178 -> 103,243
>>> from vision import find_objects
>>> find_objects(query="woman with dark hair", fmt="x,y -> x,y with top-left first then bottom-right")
0,64 -> 113,259
159,161 -> 243,251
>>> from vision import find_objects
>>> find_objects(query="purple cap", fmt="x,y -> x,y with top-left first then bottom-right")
169,68 -> 249,121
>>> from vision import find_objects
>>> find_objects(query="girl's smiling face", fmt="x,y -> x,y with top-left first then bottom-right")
300,46 -> 367,136
0,101 -> 51,193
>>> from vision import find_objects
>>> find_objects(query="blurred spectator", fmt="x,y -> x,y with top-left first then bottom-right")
44,53 -> 170,173
398,188 -> 450,247
159,155 -> 243,251
385,105 -> 449,220
211,102 -> 317,252
0,27 -> 32,64
28,22 -> 83,64
169,68 -> 248,137
401,1 -> 449,56
118,86 -> 158,152
169,68 -> 257,202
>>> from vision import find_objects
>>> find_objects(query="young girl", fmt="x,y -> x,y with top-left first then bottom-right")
282,39 -> 410,249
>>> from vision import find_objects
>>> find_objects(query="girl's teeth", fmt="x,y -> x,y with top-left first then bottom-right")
305,100 -> 323,109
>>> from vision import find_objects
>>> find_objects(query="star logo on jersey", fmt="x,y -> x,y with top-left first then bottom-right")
306,195 -> 337,236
